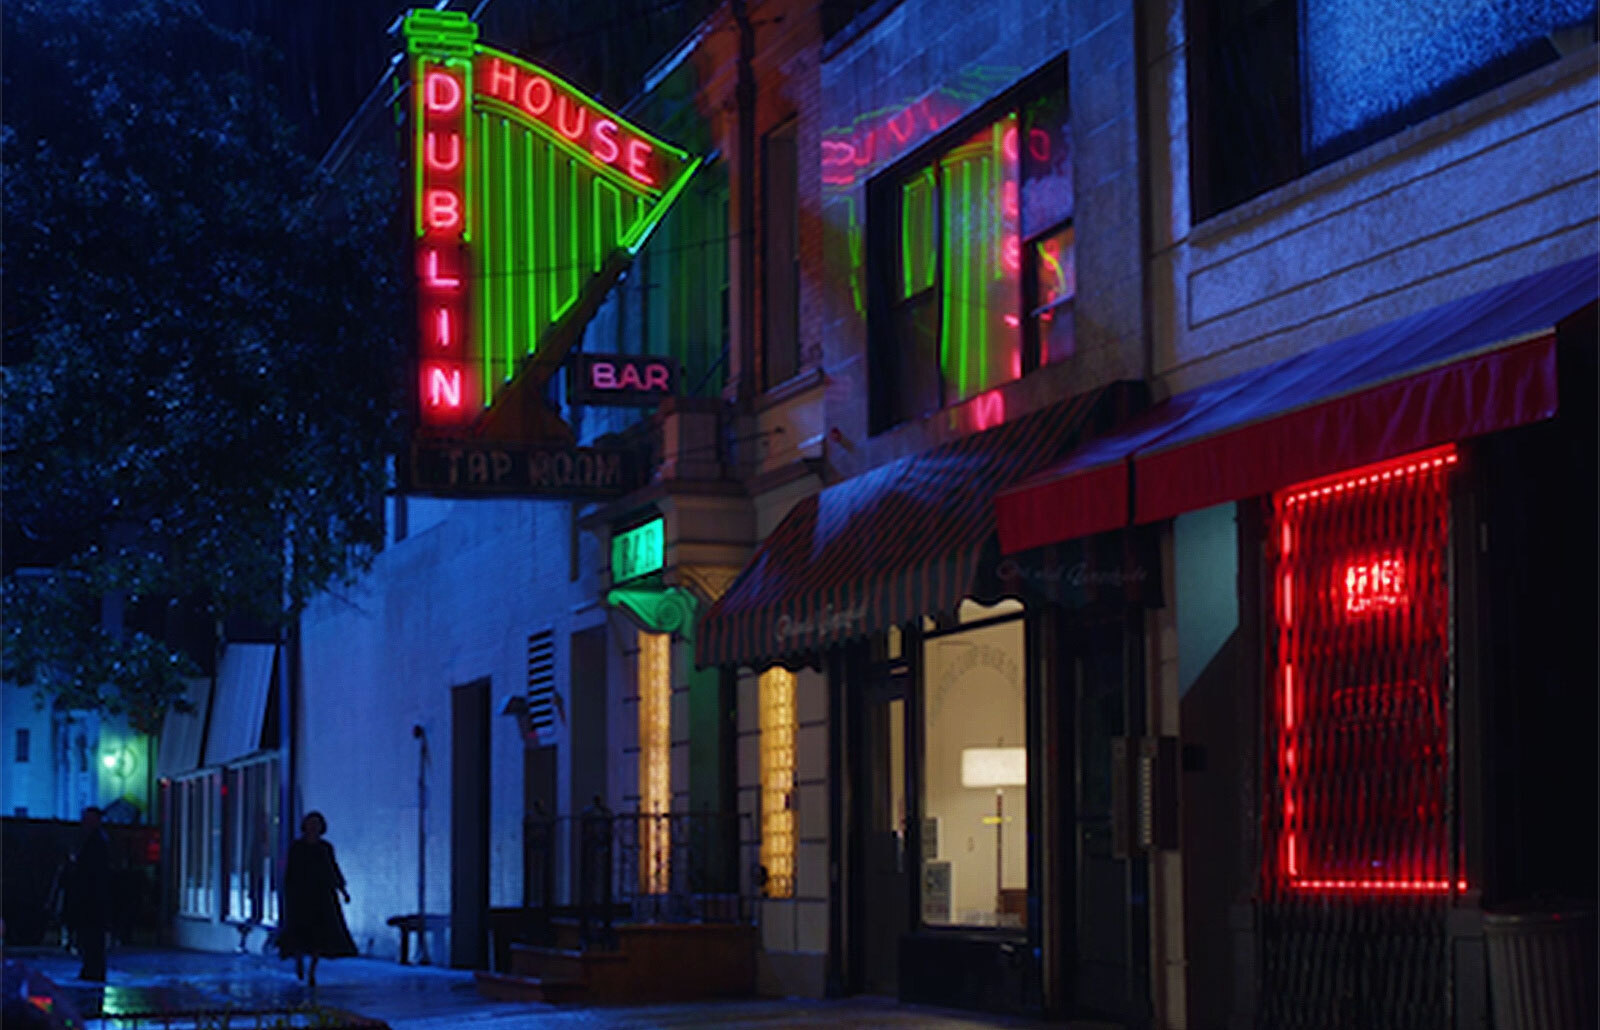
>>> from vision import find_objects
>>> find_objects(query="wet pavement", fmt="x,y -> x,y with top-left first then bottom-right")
9,946 -> 1124,1029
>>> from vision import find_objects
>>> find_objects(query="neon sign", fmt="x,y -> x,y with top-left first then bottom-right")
570,353 -> 679,407
1342,556 -> 1406,615
611,517 -> 665,584
1272,445 -> 1465,897
403,9 -> 700,433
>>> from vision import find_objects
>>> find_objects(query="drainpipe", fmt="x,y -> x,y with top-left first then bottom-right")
413,723 -> 431,965
732,0 -> 757,407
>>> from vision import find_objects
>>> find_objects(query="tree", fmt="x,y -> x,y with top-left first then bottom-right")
2,0 -> 408,733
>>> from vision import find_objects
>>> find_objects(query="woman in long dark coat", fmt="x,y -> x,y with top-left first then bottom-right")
278,811 -> 357,985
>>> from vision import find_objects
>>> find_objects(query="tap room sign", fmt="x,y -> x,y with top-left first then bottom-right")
570,354 -> 680,407
402,8 -> 699,497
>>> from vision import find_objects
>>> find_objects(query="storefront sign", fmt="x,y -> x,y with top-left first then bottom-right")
402,8 -> 699,440
774,603 -> 869,647
612,517 -> 665,583
979,528 -> 1162,610
572,354 -> 680,407
407,438 -> 642,497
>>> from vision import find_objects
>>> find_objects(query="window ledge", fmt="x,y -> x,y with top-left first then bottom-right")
1188,45 -> 1598,246
755,367 -> 827,412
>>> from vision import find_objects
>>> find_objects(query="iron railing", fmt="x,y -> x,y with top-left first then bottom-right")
522,804 -> 757,950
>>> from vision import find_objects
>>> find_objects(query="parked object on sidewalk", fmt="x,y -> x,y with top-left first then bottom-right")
1484,900 -> 1597,1030
277,812 -> 358,986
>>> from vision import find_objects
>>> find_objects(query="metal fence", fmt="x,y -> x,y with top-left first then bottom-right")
522,805 -> 757,950
1258,452 -> 1461,1029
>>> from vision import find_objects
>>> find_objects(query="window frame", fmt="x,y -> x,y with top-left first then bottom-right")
915,604 -> 1031,931
1186,0 -> 1595,220
868,63 -> 1072,433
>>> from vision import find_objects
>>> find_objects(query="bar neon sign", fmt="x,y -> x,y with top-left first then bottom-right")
403,9 -> 700,431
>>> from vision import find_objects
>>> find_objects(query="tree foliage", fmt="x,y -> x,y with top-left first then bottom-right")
2,0 -> 407,732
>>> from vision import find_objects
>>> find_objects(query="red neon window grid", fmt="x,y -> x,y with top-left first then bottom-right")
1268,445 -> 1467,896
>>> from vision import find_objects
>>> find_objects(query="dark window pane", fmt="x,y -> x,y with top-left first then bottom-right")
893,291 -> 943,423
1189,0 -> 1303,218
763,121 -> 801,389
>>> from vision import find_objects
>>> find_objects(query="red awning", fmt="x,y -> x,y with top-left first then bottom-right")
997,255 -> 1598,555
697,386 -> 1131,670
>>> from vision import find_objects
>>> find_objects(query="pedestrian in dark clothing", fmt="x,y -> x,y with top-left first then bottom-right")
277,811 -> 357,986
65,807 -> 111,982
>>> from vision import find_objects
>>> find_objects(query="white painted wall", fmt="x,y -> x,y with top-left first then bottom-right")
297,496 -> 605,960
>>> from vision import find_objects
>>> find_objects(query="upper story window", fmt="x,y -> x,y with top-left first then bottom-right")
870,67 -> 1073,433
762,119 -> 801,391
1189,0 -> 1597,220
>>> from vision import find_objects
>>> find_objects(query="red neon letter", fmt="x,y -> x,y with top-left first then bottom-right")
556,96 -> 587,140
425,189 -> 462,232
521,76 -> 553,117
644,363 -> 670,391
425,131 -> 462,172
626,139 -> 656,186
434,307 -> 454,348
422,249 -> 460,289
486,58 -> 517,101
427,366 -> 462,408
424,71 -> 462,115
591,119 -> 620,164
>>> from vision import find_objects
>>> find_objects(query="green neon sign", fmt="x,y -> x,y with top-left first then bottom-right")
612,517 -> 665,583
403,9 -> 701,432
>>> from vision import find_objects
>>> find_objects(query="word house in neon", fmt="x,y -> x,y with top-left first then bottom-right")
403,9 -> 700,431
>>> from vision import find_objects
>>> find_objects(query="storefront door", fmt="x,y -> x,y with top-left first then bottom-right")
1062,615 -> 1149,1020
852,667 -> 908,995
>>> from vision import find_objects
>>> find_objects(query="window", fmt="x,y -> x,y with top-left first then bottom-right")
14,728 -> 28,763
177,771 -> 219,918
871,68 -> 1073,431
223,757 -> 280,926
758,667 -> 797,898
1189,0 -> 1597,219
762,120 -> 801,391
1268,446 -> 1464,894
920,601 -> 1028,927
644,164 -> 729,399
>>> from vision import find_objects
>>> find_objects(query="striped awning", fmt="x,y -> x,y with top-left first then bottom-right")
696,386 -> 1128,670
997,255 -> 1598,554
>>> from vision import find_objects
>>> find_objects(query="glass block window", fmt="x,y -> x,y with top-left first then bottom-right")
1267,446 -> 1465,895
637,630 -> 672,894
759,667 -> 797,899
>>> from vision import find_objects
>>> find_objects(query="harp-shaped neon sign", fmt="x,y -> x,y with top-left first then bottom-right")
404,9 -> 701,433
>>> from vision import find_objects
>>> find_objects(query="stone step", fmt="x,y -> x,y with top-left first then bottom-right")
473,969 -> 587,1004
507,941 -> 626,982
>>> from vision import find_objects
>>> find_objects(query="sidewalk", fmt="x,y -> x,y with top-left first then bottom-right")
10,946 -> 1124,1029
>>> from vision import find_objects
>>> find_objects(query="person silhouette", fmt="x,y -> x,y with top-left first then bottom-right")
277,811 -> 357,986
65,807 -> 111,982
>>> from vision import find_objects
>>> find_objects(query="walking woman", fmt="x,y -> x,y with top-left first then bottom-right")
278,811 -> 357,986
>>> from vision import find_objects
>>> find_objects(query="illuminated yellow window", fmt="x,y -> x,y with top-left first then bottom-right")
638,630 -> 672,894
759,666 -> 797,899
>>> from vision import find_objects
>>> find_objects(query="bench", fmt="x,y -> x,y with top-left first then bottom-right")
385,913 -> 448,965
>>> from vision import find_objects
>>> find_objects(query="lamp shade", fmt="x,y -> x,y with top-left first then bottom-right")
961,746 -> 1027,787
